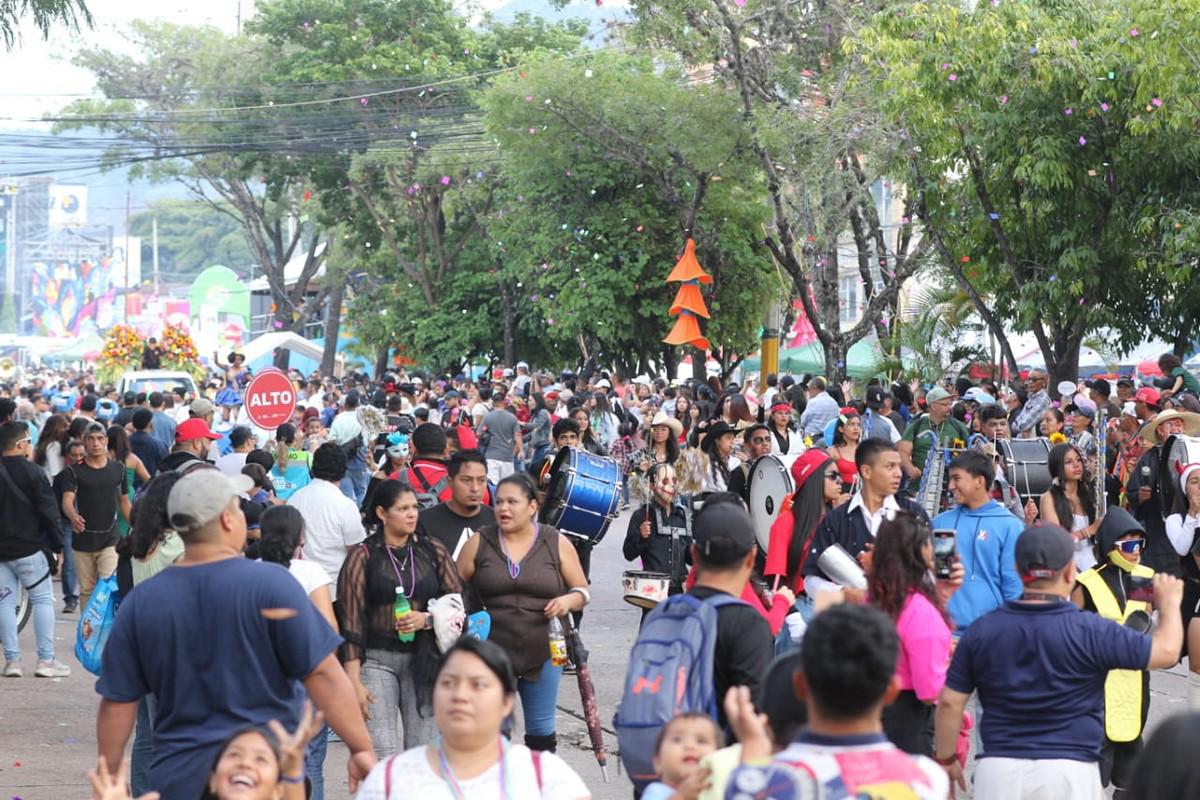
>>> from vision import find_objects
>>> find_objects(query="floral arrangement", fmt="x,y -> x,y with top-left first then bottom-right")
96,324 -> 141,385
161,324 -> 205,383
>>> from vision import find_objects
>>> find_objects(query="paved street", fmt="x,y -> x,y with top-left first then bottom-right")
1,506 -> 1194,798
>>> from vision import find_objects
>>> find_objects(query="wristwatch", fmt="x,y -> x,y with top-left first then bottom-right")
423,614 -> 433,631
934,753 -> 957,767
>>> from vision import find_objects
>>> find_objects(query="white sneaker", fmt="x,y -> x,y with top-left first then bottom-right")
34,660 -> 70,678
3,661 -> 22,677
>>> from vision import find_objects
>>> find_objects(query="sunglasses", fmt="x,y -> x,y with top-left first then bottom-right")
750,436 -> 771,444
824,471 -> 841,481
1116,538 -> 1144,553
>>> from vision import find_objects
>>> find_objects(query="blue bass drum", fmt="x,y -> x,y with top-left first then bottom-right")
541,446 -> 623,545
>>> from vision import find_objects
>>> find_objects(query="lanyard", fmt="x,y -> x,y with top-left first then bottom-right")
384,541 -> 414,597
499,525 -> 538,580
436,737 -> 509,800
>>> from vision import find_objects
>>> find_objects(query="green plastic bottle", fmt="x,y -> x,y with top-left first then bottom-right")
394,587 -> 415,643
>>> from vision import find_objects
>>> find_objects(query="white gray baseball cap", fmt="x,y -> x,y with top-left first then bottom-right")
168,469 -> 255,532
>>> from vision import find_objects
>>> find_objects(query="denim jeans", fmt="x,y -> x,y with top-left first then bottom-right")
60,519 -> 78,602
0,552 -> 55,662
305,723 -> 329,800
340,466 -> 369,507
131,694 -> 157,796
516,658 -> 563,737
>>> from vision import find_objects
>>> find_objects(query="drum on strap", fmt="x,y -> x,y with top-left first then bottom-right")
747,454 -> 800,553
998,438 -> 1053,502
621,570 -> 670,608
1160,434 -> 1200,513
541,447 -> 623,546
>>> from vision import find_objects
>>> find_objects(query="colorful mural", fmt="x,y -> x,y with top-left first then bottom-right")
27,258 -> 124,338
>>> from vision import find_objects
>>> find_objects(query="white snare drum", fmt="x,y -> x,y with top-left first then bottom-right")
622,570 -> 670,609
747,454 -> 800,553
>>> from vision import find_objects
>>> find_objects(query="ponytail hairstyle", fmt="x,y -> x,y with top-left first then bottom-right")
274,422 -> 297,472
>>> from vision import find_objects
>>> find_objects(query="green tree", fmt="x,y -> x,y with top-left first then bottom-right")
2,0 -> 90,48
55,21 -> 330,368
480,51 -> 778,378
858,0 -> 1200,386
246,0 -> 588,371
128,199 -> 255,279
628,0 -> 932,384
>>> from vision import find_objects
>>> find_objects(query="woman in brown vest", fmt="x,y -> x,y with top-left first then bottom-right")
456,472 -> 590,753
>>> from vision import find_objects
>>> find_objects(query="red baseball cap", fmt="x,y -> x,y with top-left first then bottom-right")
791,448 -> 832,487
176,417 -> 221,442
1134,387 -> 1161,408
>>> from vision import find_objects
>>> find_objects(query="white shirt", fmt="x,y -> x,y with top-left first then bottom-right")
702,455 -> 742,494
288,557 -> 332,595
847,492 -> 902,536
290,479 -> 366,593
355,743 -> 589,800
330,410 -> 363,446
769,428 -> 806,456
216,451 -> 249,477
1167,512 -> 1200,556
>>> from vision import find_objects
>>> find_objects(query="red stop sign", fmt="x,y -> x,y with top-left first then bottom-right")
244,368 -> 297,430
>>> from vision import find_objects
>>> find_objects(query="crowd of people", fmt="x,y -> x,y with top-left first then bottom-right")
4,351 -> 1200,799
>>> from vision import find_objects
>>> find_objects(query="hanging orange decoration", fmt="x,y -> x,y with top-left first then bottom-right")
662,238 -> 712,351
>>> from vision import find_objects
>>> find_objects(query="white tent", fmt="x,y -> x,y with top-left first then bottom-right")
242,332 -> 342,373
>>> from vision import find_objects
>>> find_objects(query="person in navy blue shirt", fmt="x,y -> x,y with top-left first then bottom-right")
95,467 -> 377,799
933,524 -> 1184,800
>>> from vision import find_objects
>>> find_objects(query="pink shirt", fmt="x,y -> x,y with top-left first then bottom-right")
894,591 -> 952,702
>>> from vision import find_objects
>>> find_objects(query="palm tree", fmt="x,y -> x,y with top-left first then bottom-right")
869,281 -> 989,383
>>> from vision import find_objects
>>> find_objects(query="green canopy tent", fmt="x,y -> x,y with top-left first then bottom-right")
741,338 -> 884,379
45,332 -> 106,362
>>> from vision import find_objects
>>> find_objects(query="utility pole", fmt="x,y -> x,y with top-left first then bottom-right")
152,215 -> 160,295
124,189 -> 131,324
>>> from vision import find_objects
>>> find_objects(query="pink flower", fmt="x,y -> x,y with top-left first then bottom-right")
1079,136 -> 1087,145
440,175 -> 451,185
1064,107 -> 1072,115
1130,28 -> 1140,37
948,73 -> 957,81
1100,102 -> 1110,112
1152,97 -> 1163,108
999,95 -> 1008,104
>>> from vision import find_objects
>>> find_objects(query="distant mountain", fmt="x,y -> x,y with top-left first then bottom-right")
484,0 -> 629,40
0,127 -> 186,233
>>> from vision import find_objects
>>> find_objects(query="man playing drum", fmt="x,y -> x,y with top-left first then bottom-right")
622,463 -> 692,613
729,424 -> 774,508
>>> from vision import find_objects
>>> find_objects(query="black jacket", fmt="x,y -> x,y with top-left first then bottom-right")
0,456 -> 62,561
158,450 -> 203,473
1126,446 -> 1177,574
802,494 -> 928,580
622,502 -> 692,591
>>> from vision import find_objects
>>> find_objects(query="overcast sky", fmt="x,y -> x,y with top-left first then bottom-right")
0,1 -> 260,129
0,0 -> 556,130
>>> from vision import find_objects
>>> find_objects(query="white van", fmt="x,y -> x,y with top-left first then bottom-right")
119,370 -> 200,400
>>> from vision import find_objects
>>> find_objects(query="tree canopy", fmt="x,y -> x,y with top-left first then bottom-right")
1,0 -> 90,48
858,0 -> 1200,384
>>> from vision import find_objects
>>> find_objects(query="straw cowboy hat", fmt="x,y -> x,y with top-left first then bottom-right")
649,411 -> 683,440
1149,409 -> 1200,441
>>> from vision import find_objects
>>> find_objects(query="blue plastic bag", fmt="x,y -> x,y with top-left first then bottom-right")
75,575 -> 121,676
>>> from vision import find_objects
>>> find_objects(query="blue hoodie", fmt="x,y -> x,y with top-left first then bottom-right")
934,500 -> 1024,630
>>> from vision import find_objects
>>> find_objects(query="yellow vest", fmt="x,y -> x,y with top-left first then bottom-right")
1075,562 -> 1154,742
